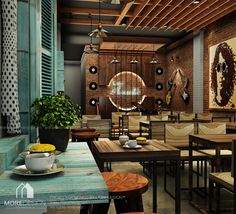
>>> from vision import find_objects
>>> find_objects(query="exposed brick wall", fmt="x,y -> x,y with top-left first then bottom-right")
166,40 -> 193,112
203,12 -> 236,116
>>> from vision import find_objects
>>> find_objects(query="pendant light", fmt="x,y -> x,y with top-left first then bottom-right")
130,44 -> 138,64
85,14 -> 99,53
149,44 -> 158,64
110,45 -> 120,64
88,0 -> 109,38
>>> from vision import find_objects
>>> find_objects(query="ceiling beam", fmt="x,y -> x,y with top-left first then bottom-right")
132,0 -> 162,30
141,0 -> 173,30
125,0 -> 151,29
171,0 -> 227,31
114,1 -> 134,26
155,0 -> 192,30
188,3 -> 236,31
60,18 -> 114,26
164,0 -> 208,31
68,0 -> 143,5
149,0 -> 184,30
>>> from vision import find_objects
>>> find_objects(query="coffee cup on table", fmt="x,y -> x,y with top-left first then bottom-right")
126,140 -> 137,148
119,135 -> 129,146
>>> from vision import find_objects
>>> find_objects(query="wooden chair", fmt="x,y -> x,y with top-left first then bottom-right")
164,123 -> 208,195
179,112 -> 195,121
209,139 -> 236,213
196,112 -> 213,121
198,123 -> 232,172
111,112 -> 124,138
127,115 -> 149,139
82,115 -> 101,127
92,172 -> 149,214
87,119 -> 112,138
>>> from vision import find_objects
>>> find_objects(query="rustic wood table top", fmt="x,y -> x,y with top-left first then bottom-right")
0,143 -> 108,208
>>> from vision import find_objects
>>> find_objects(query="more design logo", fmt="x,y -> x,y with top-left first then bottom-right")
15,183 -> 34,199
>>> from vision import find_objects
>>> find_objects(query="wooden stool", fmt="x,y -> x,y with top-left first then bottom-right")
93,172 -> 148,214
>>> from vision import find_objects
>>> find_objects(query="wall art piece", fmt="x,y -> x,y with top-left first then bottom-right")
89,66 -> 97,74
1,0 -> 21,134
155,98 -> 163,106
89,82 -> 97,90
155,83 -> 163,91
89,98 -> 97,106
156,67 -> 163,75
209,37 -> 236,109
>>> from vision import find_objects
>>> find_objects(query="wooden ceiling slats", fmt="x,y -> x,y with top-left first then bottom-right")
60,0 -> 236,33
114,1 -> 134,26
187,3 -> 236,31
154,0 -> 193,30
177,0 -> 231,31
195,7 -> 236,31
164,0 -> 208,31
132,0 -> 162,30
125,0 -> 151,29
141,0 -> 173,30
149,0 -> 184,30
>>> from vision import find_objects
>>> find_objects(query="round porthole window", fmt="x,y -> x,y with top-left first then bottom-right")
89,98 -> 97,106
155,98 -> 163,106
89,66 -> 97,74
156,67 -> 163,75
89,82 -> 97,90
156,83 -> 163,91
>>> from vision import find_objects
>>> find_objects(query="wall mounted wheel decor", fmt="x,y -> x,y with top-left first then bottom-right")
89,82 -> 97,90
156,83 -> 163,91
89,66 -> 97,74
156,67 -> 163,75
89,98 -> 97,106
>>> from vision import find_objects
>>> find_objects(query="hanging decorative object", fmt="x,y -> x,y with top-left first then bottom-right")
156,67 -> 163,75
89,66 -> 98,74
85,14 -> 99,54
89,82 -> 98,90
155,83 -> 163,91
89,98 -> 98,106
88,0 -> 109,38
1,0 -> 21,134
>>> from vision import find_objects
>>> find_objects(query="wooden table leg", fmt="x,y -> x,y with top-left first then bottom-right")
175,155 -> 181,214
189,137 -> 193,202
152,160 -> 157,212
215,147 -> 221,172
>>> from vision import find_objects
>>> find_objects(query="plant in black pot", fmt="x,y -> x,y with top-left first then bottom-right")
31,92 -> 81,152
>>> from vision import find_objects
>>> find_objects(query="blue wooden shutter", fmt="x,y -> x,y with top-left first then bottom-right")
41,0 -> 54,96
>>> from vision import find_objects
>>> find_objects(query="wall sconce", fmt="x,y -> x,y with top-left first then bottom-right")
170,56 -> 180,62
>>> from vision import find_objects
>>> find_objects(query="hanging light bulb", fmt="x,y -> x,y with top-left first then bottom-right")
130,57 -> 138,64
149,44 -> 158,64
85,14 -> 99,54
110,56 -> 120,64
89,0 -> 109,38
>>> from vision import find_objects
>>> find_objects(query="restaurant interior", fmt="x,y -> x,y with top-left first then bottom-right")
0,0 -> 236,213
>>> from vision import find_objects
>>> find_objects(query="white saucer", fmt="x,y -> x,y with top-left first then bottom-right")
12,163 -> 64,176
122,144 -> 142,149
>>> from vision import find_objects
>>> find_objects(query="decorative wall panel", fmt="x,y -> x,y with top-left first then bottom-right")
1,0 -> 21,134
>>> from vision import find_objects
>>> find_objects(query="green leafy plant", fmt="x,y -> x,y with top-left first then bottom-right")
31,92 -> 81,129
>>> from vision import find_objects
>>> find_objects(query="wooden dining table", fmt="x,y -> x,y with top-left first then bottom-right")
92,139 -> 181,214
0,143 -> 109,210
188,134 -> 236,203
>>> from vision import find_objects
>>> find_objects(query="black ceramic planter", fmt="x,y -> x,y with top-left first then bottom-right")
39,128 -> 70,152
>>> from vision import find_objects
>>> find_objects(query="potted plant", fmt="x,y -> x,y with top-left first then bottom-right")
31,92 -> 81,151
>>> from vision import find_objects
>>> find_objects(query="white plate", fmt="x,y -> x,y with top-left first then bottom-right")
122,144 -> 142,149
12,163 -> 64,176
